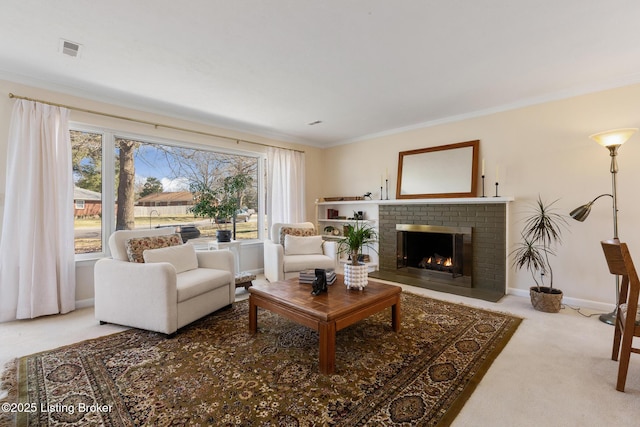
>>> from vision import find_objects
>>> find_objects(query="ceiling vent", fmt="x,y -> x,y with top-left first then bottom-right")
59,39 -> 82,58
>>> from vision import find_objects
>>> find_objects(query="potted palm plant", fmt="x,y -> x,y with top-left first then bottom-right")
190,173 -> 252,242
337,220 -> 377,290
511,196 -> 568,313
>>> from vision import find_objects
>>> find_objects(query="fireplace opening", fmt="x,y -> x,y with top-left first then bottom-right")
396,224 -> 472,287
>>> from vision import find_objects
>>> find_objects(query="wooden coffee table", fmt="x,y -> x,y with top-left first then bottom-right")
249,274 -> 401,374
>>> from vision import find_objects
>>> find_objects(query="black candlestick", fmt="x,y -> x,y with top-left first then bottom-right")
380,186 -> 383,200
494,182 -> 499,197
385,179 -> 389,200
481,175 -> 486,197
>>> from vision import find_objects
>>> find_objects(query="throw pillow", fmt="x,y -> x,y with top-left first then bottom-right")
143,243 -> 199,274
280,227 -> 315,247
284,234 -> 324,256
125,234 -> 182,263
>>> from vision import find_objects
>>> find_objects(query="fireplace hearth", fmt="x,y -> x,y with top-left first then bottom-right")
396,224 -> 472,287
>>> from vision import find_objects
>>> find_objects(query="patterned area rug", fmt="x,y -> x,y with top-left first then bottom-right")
1,292 -> 521,426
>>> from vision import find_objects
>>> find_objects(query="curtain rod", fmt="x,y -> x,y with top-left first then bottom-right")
7,93 -> 305,154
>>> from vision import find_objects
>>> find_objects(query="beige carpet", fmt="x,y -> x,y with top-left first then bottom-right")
2,281 -> 640,426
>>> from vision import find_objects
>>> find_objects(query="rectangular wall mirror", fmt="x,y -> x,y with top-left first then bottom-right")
396,140 -> 479,199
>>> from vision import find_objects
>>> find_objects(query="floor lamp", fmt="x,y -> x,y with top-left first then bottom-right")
569,128 -> 637,325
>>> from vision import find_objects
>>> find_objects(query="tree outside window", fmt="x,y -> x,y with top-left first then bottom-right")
72,128 -> 263,256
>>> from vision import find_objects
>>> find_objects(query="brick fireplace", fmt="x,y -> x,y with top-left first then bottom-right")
370,201 -> 508,301
396,223 -> 473,286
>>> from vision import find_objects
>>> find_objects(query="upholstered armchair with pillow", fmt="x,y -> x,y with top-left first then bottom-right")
263,222 -> 337,282
94,227 -> 235,335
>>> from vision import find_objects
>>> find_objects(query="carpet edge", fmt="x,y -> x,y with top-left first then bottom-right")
437,316 -> 523,426
402,289 -> 525,321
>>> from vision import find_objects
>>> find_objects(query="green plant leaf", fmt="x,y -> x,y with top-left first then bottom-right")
337,220 -> 378,265
512,195 -> 569,290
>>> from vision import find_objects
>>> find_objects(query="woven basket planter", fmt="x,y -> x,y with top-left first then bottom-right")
529,286 -> 563,313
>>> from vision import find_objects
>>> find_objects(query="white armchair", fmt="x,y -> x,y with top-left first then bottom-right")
264,222 -> 337,282
94,228 -> 236,335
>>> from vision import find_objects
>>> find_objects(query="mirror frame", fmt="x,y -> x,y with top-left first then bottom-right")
396,140 -> 479,199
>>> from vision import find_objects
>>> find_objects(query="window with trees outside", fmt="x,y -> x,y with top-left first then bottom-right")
72,127 -> 265,258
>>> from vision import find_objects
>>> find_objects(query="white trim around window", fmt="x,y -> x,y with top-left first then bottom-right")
70,122 -> 266,261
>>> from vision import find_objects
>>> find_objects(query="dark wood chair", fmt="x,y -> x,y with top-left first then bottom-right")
601,239 -> 640,392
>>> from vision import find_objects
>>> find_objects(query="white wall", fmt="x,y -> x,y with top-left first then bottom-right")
321,83 -> 640,309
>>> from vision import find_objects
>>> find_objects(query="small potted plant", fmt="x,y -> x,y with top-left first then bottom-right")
337,220 -> 377,290
190,173 -> 252,242
511,196 -> 568,312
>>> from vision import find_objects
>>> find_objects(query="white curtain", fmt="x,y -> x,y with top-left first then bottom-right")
0,100 -> 76,322
266,147 -> 305,233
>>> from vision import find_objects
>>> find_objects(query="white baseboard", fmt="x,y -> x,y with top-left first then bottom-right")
507,287 -> 614,312
76,298 -> 94,309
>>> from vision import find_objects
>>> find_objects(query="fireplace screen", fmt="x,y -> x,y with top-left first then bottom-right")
396,224 -> 472,285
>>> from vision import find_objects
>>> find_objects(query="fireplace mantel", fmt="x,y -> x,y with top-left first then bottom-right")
318,197 -> 513,206
379,197 -> 513,205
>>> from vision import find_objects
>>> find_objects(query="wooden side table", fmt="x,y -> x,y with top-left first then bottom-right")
235,271 -> 255,290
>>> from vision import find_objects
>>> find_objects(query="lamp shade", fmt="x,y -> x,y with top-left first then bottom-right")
569,194 -> 612,223
589,128 -> 637,147
569,203 -> 592,222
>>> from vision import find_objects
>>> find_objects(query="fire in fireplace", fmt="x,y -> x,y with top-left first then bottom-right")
396,224 -> 472,287
419,253 -> 453,271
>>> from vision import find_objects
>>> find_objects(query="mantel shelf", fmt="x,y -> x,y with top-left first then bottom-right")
317,197 -> 514,206
318,219 -> 376,223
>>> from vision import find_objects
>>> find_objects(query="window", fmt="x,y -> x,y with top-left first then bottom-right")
71,126 -> 265,258
71,130 -> 103,255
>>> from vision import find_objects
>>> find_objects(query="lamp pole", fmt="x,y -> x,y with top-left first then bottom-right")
608,145 -> 619,240
600,145 -> 620,325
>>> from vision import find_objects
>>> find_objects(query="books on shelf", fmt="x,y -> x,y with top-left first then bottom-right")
327,208 -> 340,219
299,268 -> 336,285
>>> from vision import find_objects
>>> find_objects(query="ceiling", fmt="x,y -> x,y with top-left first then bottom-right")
2,1 -> 640,147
